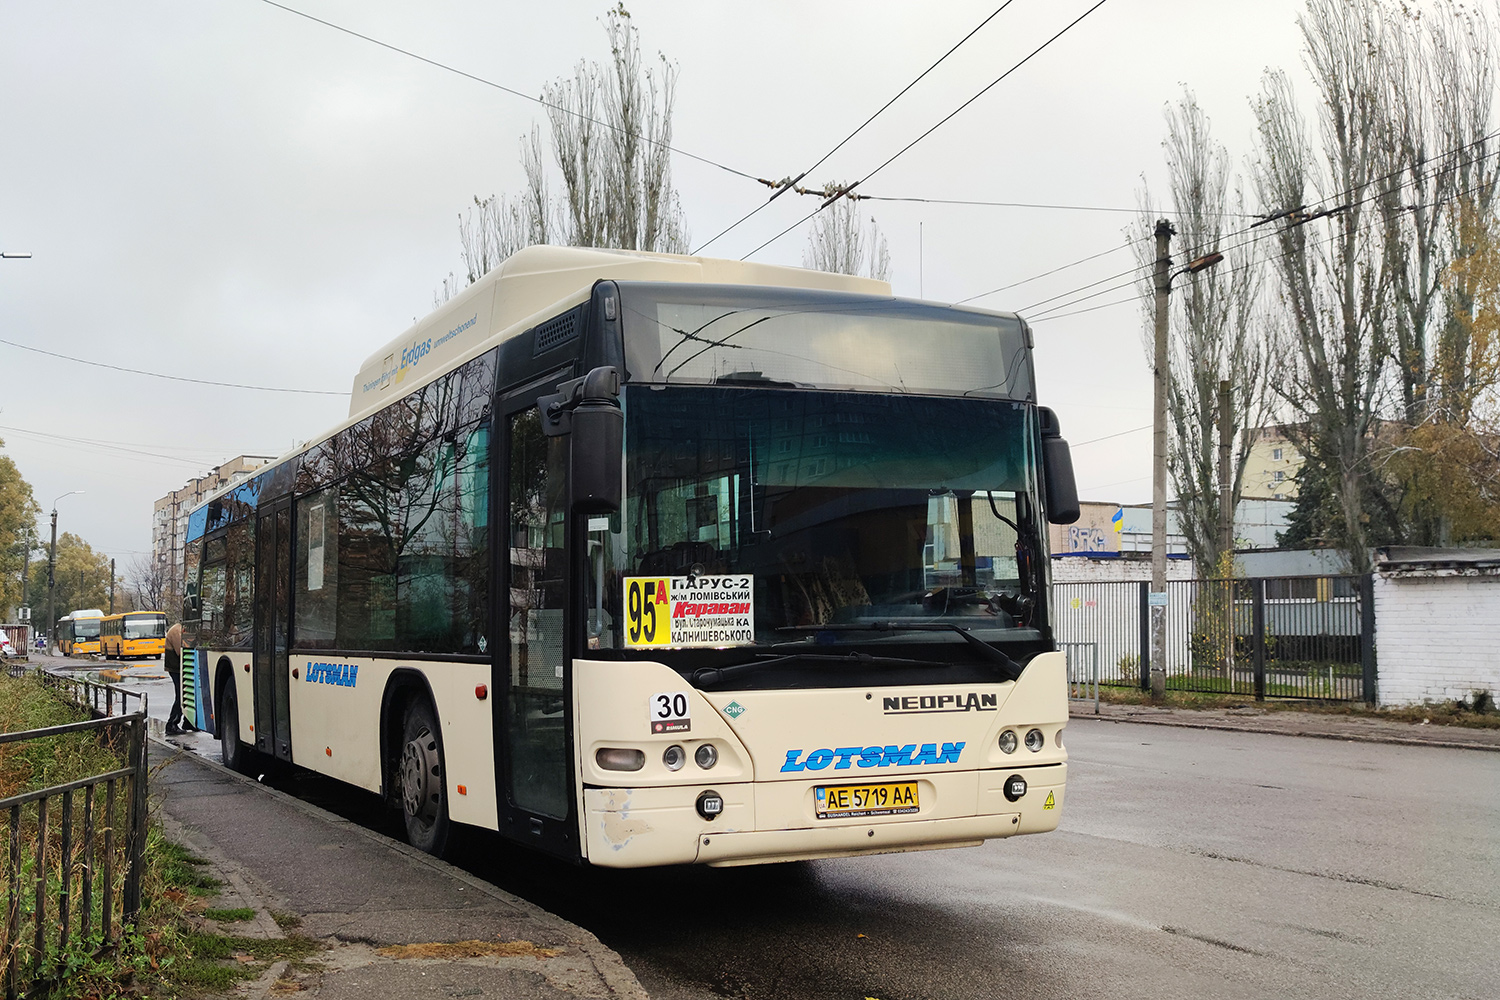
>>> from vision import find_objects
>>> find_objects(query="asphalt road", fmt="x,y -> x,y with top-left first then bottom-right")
461,719 -> 1500,1000
135,681 -> 1498,1000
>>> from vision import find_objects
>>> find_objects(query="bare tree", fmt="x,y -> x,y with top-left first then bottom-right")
1249,0 -> 1397,572
802,186 -> 892,281
1378,2 -> 1498,430
127,553 -> 167,612
445,4 -> 686,300
1135,93 -> 1270,580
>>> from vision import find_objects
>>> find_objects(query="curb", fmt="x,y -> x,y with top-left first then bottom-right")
1070,706 -> 1500,752
151,739 -> 650,1000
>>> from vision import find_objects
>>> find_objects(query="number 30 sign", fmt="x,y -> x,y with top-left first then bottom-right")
651,691 -> 691,734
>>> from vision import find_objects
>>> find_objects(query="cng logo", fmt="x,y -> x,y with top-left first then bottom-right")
723,701 -> 746,719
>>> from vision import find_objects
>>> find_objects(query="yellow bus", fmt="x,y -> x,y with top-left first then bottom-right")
100,611 -> 169,659
58,610 -> 104,656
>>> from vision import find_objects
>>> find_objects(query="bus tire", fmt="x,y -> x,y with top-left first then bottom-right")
398,698 -> 450,857
219,684 -> 252,774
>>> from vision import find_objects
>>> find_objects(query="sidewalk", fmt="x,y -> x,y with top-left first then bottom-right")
151,744 -> 648,999
1071,699 -> 1500,752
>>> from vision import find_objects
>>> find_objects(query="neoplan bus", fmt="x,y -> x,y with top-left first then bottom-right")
57,610 -> 104,656
100,611 -> 169,659
181,245 -> 1082,867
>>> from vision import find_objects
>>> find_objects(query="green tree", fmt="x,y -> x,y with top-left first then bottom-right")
26,533 -> 113,629
0,438 -> 41,620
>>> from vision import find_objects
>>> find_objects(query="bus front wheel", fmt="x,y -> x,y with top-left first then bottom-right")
398,698 -> 450,857
219,684 -> 252,774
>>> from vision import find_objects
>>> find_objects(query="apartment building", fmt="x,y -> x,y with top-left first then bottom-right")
151,455 -> 273,602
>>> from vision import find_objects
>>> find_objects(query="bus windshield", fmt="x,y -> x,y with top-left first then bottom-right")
124,614 -> 167,640
72,618 -> 102,639
619,284 -> 1031,399
589,385 -> 1047,661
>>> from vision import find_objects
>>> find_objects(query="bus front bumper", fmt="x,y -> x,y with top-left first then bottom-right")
583,762 -> 1065,868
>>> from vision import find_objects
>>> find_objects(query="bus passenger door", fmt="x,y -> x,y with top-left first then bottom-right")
498,381 -> 575,857
254,497 -> 294,762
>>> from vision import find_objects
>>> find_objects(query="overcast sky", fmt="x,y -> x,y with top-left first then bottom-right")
0,0 -> 1317,569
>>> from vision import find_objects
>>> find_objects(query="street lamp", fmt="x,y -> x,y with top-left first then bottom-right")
46,490 -> 85,656
1150,221 -> 1224,700
1,252 -> 33,259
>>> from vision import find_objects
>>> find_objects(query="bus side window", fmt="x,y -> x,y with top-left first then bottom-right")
295,487 -> 338,649
227,517 -> 256,643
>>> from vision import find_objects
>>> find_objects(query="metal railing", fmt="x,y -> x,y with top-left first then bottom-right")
1051,574 -> 1376,703
2,686 -> 148,998
1060,641 -> 1099,714
39,671 -> 148,720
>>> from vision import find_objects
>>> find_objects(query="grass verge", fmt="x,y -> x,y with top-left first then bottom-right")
1,670 -> 325,998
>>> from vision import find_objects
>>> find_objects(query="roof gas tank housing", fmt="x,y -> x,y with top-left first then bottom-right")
347,245 -> 889,421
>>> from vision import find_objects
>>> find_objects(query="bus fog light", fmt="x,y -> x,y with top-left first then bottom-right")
998,730 -> 1018,754
663,745 -> 686,771
1003,774 -> 1027,802
595,748 -> 645,771
1025,728 -> 1045,752
1055,728 -> 1065,748
694,743 -> 718,769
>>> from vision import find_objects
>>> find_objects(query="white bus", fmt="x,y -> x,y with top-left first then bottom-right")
181,245 -> 1081,866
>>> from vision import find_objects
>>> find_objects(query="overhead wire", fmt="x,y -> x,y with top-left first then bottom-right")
956,239 -> 1143,304
0,425 -> 223,468
255,0 -> 763,183
968,122 -> 1500,316
843,194 -> 1258,218
1020,141 -> 1500,321
1071,424 -> 1151,446
740,0 -> 1117,262
1031,166 -> 1500,326
0,336 -> 348,395
691,2 -> 1019,255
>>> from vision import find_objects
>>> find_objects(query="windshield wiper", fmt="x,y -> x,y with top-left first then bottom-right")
692,650 -> 946,689
777,622 -> 1023,681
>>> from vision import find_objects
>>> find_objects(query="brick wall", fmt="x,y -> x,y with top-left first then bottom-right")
1374,572 -> 1500,707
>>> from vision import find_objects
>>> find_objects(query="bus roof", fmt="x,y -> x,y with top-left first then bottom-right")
348,245 -> 890,422
190,246 -> 1016,528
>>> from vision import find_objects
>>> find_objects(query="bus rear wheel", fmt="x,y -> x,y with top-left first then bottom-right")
398,699 -> 450,857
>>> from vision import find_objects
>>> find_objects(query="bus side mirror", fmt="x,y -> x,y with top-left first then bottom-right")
1039,407 -> 1080,525
539,366 -> 623,514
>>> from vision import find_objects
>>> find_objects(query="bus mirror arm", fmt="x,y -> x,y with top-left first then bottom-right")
1038,406 -> 1080,525
538,366 -> 624,514
539,366 -> 621,437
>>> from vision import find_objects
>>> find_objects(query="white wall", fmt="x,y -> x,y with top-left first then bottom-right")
1374,572 -> 1500,707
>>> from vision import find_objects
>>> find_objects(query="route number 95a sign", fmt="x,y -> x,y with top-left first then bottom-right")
623,576 -> 755,648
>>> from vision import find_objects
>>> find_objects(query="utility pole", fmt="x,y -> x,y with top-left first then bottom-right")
46,510 -> 58,656
1218,380 -> 1234,561
46,490 -> 84,656
1218,379 -> 1235,674
110,558 -> 116,613
19,534 -> 30,618
1150,219 -> 1174,701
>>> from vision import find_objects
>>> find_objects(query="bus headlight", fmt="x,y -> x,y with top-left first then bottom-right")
595,748 -> 645,771
663,745 -> 686,771
998,730 -> 1018,754
694,743 -> 718,769
1025,728 -> 1045,752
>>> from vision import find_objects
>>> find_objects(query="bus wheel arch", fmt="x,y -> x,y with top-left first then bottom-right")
213,657 -> 236,740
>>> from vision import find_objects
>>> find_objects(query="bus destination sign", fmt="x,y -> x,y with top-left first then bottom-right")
624,576 -> 755,647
